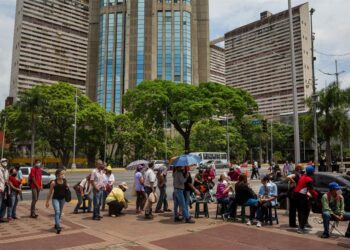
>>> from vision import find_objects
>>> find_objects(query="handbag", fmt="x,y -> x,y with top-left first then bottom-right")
148,192 -> 158,204
64,180 -> 72,202
4,185 -> 12,207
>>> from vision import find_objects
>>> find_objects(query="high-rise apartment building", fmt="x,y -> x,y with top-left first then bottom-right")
210,44 -> 225,84
87,0 -> 210,113
9,0 -> 89,100
225,3 -> 312,119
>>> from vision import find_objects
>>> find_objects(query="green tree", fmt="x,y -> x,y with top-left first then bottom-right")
123,80 -> 257,153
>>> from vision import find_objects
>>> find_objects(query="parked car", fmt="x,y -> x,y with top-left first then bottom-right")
275,172 -> 350,213
152,160 -> 168,171
200,160 -> 229,169
20,166 -> 56,188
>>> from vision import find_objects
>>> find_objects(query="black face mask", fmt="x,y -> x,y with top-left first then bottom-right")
12,174 -> 17,177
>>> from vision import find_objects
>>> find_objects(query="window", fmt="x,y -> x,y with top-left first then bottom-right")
136,0 -> 145,85
183,11 -> 192,83
157,11 -> 163,79
97,14 -> 107,106
115,13 -> 123,113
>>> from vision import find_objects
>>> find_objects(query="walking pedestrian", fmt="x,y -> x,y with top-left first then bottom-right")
251,160 -> 259,180
29,160 -> 43,218
173,166 -> 195,223
283,161 -> 291,176
294,166 -> 318,234
155,166 -> 171,213
73,174 -> 92,214
134,165 -> 146,214
0,158 -> 9,223
45,169 -> 69,234
7,167 -> 22,220
144,162 -> 157,219
91,159 -> 105,220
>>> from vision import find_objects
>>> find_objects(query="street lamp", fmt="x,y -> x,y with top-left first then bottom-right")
1,116 -> 6,159
288,0 -> 301,163
226,116 -> 230,166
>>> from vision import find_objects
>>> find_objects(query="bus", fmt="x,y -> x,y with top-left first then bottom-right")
190,152 -> 228,164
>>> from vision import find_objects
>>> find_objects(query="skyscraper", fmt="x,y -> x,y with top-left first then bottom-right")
210,44 -> 225,84
225,3 -> 312,119
87,0 -> 210,113
9,0 -> 89,100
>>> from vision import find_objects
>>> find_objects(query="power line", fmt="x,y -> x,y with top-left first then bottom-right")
315,49 -> 350,57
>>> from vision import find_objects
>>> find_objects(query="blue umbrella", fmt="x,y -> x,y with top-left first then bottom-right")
172,154 -> 201,167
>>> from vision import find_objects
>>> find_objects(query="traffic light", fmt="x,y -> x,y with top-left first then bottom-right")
262,120 -> 267,132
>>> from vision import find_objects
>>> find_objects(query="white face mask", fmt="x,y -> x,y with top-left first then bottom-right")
1,162 -> 8,167
336,190 -> 342,195
35,163 -> 41,168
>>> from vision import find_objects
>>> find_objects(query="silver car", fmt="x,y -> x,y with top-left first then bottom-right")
20,166 -> 56,188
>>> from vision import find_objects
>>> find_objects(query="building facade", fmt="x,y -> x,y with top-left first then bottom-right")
9,0 -> 89,100
225,3 -> 313,119
87,0 -> 210,113
209,44 -> 225,84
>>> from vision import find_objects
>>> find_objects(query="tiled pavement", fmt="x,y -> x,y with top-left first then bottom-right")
0,201 -> 349,250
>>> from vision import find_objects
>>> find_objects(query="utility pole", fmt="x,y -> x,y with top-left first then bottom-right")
72,88 -> 78,169
165,107 -> 168,161
270,120 -> 273,162
288,0 -> 301,163
226,116 -> 230,165
310,8 -> 318,168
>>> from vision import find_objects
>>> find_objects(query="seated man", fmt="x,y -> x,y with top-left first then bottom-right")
321,182 -> 350,238
256,175 -> 278,227
227,165 -> 241,182
106,182 -> 128,217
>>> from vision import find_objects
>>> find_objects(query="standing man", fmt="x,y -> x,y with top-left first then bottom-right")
90,159 -> 105,220
321,182 -> 350,238
294,166 -> 318,234
144,162 -> 157,219
29,160 -> 43,218
0,158 -> 9,223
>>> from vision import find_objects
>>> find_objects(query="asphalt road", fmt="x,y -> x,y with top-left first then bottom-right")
20,168 -> 268,202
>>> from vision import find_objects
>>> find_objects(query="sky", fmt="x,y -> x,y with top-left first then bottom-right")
0,0 -> 349,109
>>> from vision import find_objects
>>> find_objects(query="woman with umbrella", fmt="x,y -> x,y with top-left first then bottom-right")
172,154 -> 200,224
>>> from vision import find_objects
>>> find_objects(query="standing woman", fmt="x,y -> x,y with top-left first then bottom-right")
134,165 -> 146,214
46,169 -> 68,234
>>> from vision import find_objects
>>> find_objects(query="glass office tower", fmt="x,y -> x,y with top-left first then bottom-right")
87,0 -> 209,113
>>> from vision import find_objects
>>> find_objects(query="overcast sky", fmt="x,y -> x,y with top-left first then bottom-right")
0,0 -> 349,109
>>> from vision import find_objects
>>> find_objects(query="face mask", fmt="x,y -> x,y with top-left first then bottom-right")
336,190 -> 342,195
12,173 -> 17,177
35,163 -> 41,168
2,162 -> 8,167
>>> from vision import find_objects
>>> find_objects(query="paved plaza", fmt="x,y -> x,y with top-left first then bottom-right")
1,199 -> 349,250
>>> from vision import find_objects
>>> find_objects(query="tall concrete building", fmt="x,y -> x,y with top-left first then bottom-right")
225,3 -> 312,119
209,44 -> 225,84
9,0 -> 89,100
87,0 -> 210,113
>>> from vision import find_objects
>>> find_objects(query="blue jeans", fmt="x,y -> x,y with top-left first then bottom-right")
323,212 -> 350,235
52,198 -> 65,228
184,190 -> 191,207
7,191 -> 18,218
93,189 -> 103,219
156,185 -> 168,211
244,198 -> 259,221
173,188 -> 190,219
74,191 -> 92,212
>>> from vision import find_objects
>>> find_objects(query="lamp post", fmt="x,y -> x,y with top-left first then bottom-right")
164,107 -> 168,161
310,8 -> 319,167
72,88 -> 78,169
226,116 -> 230,166
288,0 -> 301,163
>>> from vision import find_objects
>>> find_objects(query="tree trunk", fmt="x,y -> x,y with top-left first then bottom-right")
87,151 -> 96,168
326,138 -> 332,171
61,150 -> 70,168
184,134 -> 190,154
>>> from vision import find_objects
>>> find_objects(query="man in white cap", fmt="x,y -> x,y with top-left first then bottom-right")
0,158 -> 9,223
106,182 -> 128,217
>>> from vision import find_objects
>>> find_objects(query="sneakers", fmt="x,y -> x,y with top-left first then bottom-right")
174,217 -> 182,222
185,218 -> 195,224
305,223 -> 313,229
320,233 -> 330,239
0,218 -> 9,223
256,221 -> 262,228
246,220 -> 252,226
297,228 -> 306,234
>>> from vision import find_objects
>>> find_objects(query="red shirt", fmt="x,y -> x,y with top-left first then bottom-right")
294,175 -> 318,198
228,169 -> 241,181
9,176 -> 21,188
29,167 -> 42,189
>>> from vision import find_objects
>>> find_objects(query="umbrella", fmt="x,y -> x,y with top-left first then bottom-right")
126,160 -> 149,170
172,154 -> 201,167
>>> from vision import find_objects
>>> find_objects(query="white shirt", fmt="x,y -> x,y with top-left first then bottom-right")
144,168 -> 157,188
79,178 -> 93,194
0,166 -> 9,191
91,168 -> 105,190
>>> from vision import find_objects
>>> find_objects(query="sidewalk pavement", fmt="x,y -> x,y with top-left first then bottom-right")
1,200 -> 349,250
46,168 -> 127,174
